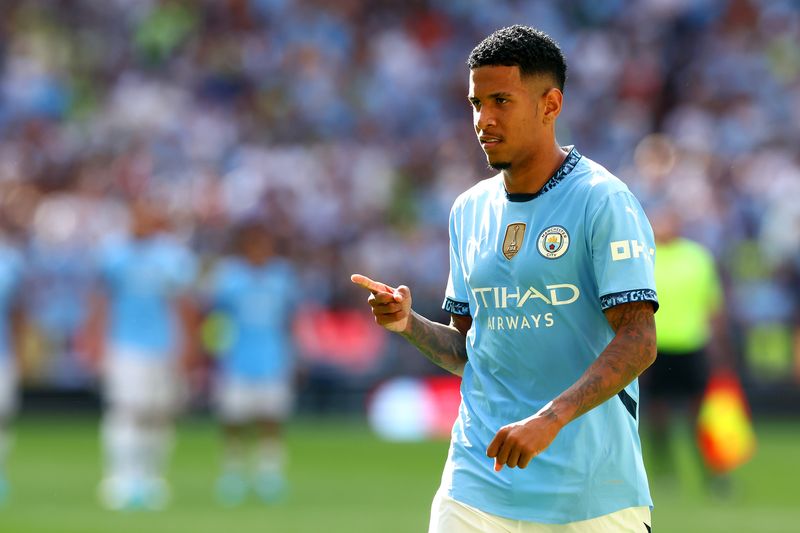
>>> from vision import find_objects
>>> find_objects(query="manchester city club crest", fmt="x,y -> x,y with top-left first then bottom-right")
537,225 -> 570,259
502,223 -> 526,260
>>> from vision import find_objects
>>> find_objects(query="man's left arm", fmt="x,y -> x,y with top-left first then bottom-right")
487,300 -> 656,471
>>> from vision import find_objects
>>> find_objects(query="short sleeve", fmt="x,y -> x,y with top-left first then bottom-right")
590,191 -> 659,312
442,204 -> 470,316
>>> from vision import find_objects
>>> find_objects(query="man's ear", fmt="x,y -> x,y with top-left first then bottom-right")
542,88 -> 563,124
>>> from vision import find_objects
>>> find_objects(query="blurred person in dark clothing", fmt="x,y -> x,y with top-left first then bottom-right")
642,204 -> 728,490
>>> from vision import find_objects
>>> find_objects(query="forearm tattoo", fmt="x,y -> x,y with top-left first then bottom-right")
558,301 -> 656,421
401,312 -> 468,376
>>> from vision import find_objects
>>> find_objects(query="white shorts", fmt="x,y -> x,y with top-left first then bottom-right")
214,376 -> 293,424
103,347 -> 185,415
0,357 -> 17,419
429,490 -> 652,533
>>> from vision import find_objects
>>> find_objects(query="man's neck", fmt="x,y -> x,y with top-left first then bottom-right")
502,143 -> 568,195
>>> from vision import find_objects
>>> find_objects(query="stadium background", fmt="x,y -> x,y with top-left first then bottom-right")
0,0 -> 798,531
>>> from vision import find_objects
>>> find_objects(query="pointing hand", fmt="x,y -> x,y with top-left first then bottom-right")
351,274 -> 412,333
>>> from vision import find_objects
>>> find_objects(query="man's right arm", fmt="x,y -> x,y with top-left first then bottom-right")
82,287 -> 108,373
400,311 -> 470,376
351,274 -> 470,376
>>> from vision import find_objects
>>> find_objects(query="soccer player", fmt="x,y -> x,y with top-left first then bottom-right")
0,237 -> 23,504
88,199 -> 198,510
352,26 -> 658,532
205,220 -> 297,505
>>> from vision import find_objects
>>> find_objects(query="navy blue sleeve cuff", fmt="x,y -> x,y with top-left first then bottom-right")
599,289 -> 659,312
443,297 -> 470,316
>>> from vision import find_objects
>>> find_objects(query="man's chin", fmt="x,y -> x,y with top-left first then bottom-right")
489,161 -> 511,171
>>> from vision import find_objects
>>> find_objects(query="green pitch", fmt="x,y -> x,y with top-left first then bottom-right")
1,415 -> 798,533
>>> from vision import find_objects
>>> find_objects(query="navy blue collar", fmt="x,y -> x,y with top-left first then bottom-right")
504,147 -> 582,202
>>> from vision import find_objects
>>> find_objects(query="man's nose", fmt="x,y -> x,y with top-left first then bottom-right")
475,109 -> 496,131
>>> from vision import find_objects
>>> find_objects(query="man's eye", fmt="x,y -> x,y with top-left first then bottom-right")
496,97 -> 508,104
470,101 -> 480,110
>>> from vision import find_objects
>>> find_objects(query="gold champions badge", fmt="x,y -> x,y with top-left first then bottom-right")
502,223 -> 526,260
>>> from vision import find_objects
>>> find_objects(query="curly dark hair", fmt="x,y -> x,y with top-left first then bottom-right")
467,25 -> 567,91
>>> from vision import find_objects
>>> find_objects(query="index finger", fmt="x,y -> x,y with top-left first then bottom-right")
350,274 -> 394,295
486,427 -> 507,459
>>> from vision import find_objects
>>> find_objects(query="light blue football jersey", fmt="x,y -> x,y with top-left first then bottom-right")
208,257 -> 297,380
441,147 -> 658,523
99,234 -> 198,356
26,242 -> 94,336
0,243 -> 23,359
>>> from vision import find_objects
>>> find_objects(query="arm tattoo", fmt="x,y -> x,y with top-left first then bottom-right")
400,312 -> 469,376
551,301 -> 656,423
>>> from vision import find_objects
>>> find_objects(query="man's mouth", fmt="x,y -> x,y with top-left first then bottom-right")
480,136 -> 501,148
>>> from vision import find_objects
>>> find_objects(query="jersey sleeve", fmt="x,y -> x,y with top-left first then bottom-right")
442,203 -> 470,316
590,191 -> 659,312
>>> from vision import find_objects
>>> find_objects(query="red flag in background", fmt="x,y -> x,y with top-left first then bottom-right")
696,370 -> 757,474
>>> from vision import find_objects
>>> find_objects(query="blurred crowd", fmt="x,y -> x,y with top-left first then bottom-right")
0,0 -> 799,399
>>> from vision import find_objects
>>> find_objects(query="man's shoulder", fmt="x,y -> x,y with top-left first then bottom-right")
572,155 -> 631,199
452,174 -> 502,210
568,157 -> 651,226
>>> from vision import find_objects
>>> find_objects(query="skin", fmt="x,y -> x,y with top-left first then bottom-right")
2,298 -> 24,439
10,300 -> 25,377
241,226 -> 275,267
486,301 -> 656,471
468,65 -> 567,194
221,420 -> 283,473
351,64 -> 657,472
349,274 -> 470,376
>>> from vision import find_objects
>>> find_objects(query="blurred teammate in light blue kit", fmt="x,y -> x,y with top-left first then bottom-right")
87,199 -> 198,510
0,235 -> 24,504
205,220 -> 298,505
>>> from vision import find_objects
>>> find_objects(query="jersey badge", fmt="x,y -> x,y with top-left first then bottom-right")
537,225 -> 570,259
502,223 -> 526,260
